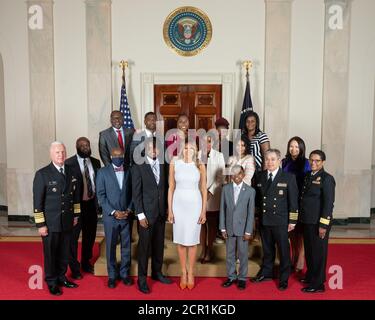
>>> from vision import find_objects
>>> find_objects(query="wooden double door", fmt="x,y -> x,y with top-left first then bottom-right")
154,84 -> 222,133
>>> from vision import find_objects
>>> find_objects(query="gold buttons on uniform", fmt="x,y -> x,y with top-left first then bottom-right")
263,197 -> 266,199
263,210 -> 266,213
274,198 -> 276,201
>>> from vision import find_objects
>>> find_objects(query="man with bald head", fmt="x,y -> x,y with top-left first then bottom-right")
66,137 -> 101,278
33,142 -> 81,296
99,110 -> 134,168
96,147 -> 134,288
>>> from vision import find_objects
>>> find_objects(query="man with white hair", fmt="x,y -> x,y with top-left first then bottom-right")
33,141 -> 81,296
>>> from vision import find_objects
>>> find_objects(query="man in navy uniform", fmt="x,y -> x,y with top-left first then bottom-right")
33,141 -> 81,296
251,149 -> 299,291
300,150 -> 335,293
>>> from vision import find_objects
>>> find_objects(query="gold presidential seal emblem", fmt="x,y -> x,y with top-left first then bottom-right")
163,6 -> 212,57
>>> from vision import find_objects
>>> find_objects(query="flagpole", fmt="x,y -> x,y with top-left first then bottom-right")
119,60 -> 128,86
243,60 -> 252,80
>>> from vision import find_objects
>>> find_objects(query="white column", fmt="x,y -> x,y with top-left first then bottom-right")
27,0 -> 56,170
85,0 -> 112,157
322,0 -> 360,221
263,0 -> 293,150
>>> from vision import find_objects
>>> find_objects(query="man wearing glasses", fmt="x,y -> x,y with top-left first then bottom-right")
299,150 -> 336,293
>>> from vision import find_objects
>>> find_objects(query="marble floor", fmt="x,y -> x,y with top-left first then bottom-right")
1,210 -> 374,238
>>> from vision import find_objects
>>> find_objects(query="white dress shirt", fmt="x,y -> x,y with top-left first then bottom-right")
76,155 -> 96,200
110,164 -> 124,216
53,163 -> 65,174
137,156 -> 159,221
112,126 -> 125,145
267,167 -> 279,181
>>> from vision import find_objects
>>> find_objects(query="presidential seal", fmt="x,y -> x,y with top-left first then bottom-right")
163,6 -> 212,57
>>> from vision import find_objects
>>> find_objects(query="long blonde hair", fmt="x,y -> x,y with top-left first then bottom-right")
178,138 -> 201,169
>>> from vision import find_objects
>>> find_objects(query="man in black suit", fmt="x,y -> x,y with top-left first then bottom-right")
300,150 -> 335,293
66,137 -> 101,278
131,137 -> 172,294
251,149 -> 299,291
130,111 -> 157,166
96,147 -> 134,289
99,110 -> 134,168
33,142 -> 80,296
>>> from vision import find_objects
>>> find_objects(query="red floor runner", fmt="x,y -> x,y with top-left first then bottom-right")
0,241 -> 374,300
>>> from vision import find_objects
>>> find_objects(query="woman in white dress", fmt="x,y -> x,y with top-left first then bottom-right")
168,140 -> 207,290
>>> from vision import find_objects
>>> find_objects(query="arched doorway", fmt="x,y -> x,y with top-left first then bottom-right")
0,53 -> 7,213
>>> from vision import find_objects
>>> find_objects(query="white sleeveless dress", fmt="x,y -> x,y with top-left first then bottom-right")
172,159 -> 202,246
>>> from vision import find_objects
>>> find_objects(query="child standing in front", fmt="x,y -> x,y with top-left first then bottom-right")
219,165 -> 255,290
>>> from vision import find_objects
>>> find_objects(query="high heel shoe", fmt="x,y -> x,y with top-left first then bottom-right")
187,274 -> 195,290
179,274 -> 187,290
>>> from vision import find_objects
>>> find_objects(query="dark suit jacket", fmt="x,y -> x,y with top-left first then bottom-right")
98,126 -> 134,167
299,169 -> 335,230
255,169 -> 299,226
131,160 -> 167,224
95,164 -> 133,220
65,155 -> 101,201
33,163 -> 80,232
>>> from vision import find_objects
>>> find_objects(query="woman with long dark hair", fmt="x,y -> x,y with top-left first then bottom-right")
282,136 -> 311,273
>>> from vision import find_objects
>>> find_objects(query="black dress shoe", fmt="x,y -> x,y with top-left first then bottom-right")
301,285 -> 325,293
58,280 -> 78,288
250,275 -> 273,283
151,273 -> 173,284
137,280 -> 150,294
122,276 -> 134,286
108,278 -> 116,288
82,264 -> 95,274
48,285 -> 62,296
237,280 -> 246,290
278,282 -> 288,291
222,278 -> 236,288
71,272 -> 83,280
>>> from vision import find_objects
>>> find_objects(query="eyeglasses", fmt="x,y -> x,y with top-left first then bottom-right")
309,159 -> 322,163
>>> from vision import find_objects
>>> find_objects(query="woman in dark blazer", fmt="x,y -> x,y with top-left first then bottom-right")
282,136 -> 310,273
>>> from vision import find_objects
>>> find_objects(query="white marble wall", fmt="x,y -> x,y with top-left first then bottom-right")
86,0 -> 113,157
264,0 -> 293,151
0,54 -> 6,206
27,0 -> 56,170
321,0 -> 372,218
6,169 -> 34,216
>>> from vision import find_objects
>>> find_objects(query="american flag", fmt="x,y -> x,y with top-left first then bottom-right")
238,71 -> 253,132
119,75 -> 135,129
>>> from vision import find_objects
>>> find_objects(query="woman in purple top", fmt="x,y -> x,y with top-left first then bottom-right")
282,136 -> 311,273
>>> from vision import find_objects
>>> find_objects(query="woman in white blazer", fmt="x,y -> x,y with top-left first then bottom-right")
198,136 -> 226,263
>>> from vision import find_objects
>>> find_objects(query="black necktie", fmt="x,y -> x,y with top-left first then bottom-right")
59,167 -> 65,176
84,159 -> 94,198
265,172 -> 273,192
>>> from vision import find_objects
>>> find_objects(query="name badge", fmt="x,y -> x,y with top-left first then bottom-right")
277,183 -> 287,187
48,181 -> 57,186
279,190 -> 284,195
312,181 -> 321,185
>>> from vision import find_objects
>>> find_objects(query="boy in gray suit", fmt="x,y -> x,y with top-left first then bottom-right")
219,165 -> 255,290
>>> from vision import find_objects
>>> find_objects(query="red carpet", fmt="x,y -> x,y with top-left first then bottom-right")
0,241 -> 374,300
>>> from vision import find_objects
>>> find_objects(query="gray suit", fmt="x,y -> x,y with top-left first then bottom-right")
98,126 -> 134,167
219,182 -> 255,281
